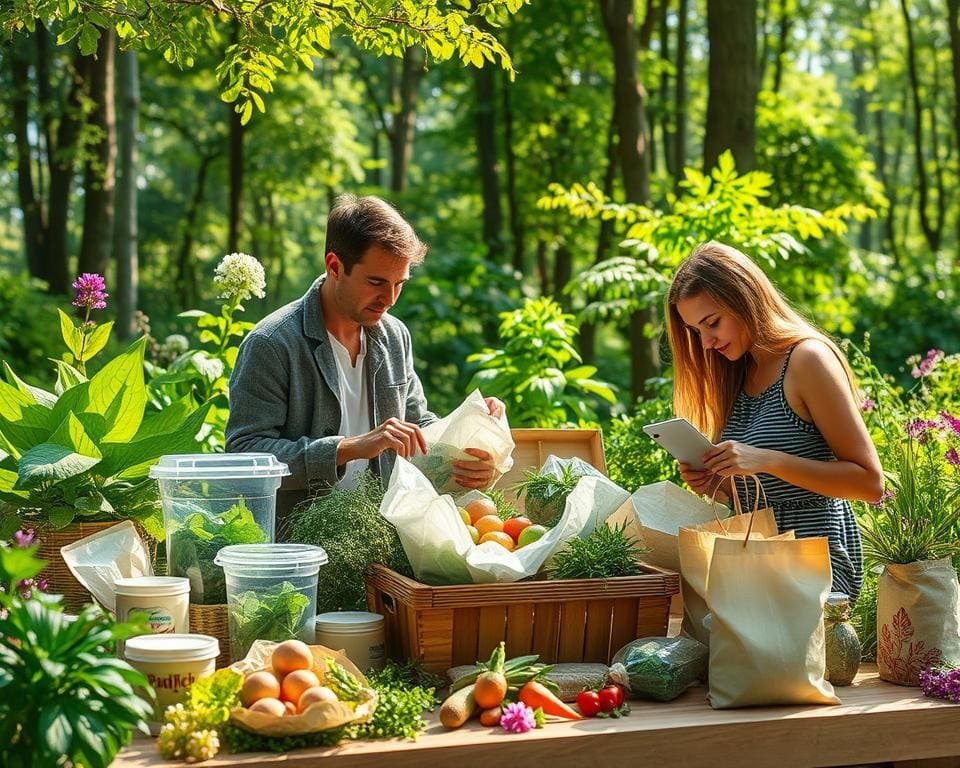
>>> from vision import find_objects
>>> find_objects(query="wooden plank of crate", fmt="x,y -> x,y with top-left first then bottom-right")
531,602 -> 560,662
636,597 -> 671,638
451,607 -> 481,667
556,600 -> 588,662
608,596 -> 641,656
504,603 -> 535,658
417,609 -> 455,673
582,599 -> 614,663
476,605 -> 507,660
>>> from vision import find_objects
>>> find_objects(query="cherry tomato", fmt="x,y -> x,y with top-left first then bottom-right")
576,690 -> 601,717
597,685 -> 623,712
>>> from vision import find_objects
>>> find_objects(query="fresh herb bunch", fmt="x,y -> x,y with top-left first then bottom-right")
230,581 -> 311,659
0,544 -> 155,768
514,464 -> 582,527
168,498 -> 267,604
221,723 -> 349,753
546,522 -> 649,580
487,487 -> 520,521
353,661 -> 442,741
157,669 -> 243,762
850,568 -> 879,660
288,472 -> 410,613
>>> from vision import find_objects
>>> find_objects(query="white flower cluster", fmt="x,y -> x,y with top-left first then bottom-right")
213,252 -> 266,302
157,704 -> 221,762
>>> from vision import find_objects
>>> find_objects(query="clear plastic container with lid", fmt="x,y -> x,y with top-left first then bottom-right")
214,543 -> 327,662
149,453 -> 289,605
124,633 -> 220,725
315,611 -> 386,672
114,576 -> 190,654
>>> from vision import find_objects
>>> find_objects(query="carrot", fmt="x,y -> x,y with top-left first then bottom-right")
479,706 -> 503,727
518,680 -> 583,720
439,683 -> 477,729
474,671 -> 508,709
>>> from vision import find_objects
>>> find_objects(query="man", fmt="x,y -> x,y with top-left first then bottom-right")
226,195 -> 502,527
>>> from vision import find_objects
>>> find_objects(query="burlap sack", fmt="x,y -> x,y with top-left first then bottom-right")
877,557 -> 960,686
707,535 -> 839,708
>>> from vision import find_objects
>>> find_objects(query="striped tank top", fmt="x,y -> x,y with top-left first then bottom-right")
721,346 -> 864,603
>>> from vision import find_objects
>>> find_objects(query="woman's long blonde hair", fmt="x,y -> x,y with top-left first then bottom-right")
666,242 -> 858,440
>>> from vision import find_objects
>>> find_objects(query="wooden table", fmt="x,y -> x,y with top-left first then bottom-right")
114,665 -> 960,768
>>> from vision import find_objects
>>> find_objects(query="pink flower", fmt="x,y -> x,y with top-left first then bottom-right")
947,448 -> 960,468
905,419 -> 937,441
500,702 -> 537,734
911,349 -> 944,378
72,273 -> 109,310
12,528 -> 35,547
860,397 -> 875,413
940,411 -> 960,438
870,489 -> 895,508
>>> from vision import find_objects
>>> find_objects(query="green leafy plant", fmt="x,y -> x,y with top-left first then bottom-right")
230,581 -> 311,659
147,253 -> 264,451
0,273 -> 212,540
546,522 -> 648,580
288,472 -> 410,613
514,463 -> 582,528
467,296 -> 616,427
0,543 -> 155,768
168,498 -> 268,605
157,668 -> 243,762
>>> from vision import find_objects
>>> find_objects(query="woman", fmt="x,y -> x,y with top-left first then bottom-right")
667,241 -> 884,601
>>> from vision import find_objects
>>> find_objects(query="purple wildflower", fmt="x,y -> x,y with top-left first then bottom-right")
940,411 -> 960,438
500,702 -> 537,734
860,397 -> 875,413
911,349 -> 944,378
870,489 -> 895,508
36,577 -> 48,592
905,418 -> 937,441
12,528 -> 35,547
947,448 -> 960,468
72,273 -> 109,310
920,667 -> 960,703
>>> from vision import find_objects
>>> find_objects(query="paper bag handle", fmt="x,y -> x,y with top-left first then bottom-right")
709,474 -> 768,539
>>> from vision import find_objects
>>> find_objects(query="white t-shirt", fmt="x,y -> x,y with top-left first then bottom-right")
327,330 -> 372,490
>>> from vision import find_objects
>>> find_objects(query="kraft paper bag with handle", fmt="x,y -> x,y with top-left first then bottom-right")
628,480 -> 733,574
706,533 -> 839,708
677,476 -> 787,646
409,388 -> 515,495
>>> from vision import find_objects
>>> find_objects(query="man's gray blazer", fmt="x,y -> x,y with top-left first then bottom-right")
225,275 -> 437,525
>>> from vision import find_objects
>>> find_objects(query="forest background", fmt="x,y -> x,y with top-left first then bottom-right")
1,0 -> 959,460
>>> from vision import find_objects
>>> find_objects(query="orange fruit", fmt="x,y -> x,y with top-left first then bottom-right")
474,514 -> 504,537
465,497 -> 498,524
479,531 -> 515,550
503,516 -> 533,543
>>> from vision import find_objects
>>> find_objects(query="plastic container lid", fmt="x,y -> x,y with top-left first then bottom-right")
214,543 -> 328,572
124,633 -> 220,663
149,453 -> 290,481
115,576 -> 190,597
316,611 -> 384,635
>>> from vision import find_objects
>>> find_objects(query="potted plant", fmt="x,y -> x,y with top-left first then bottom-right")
0,273 -> 211,608
859,415 -> 960,685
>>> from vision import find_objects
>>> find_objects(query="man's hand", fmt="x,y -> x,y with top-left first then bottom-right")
484,397 -> 506,419
337,417 -> 427,464
453,448 -> 497,490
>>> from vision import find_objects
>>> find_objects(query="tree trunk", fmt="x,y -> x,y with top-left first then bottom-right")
599,0 -> 658,401
674,0 -> 689,187
554,244 -> 572,310
900,0 -> 943,252
503,70 -> 524,274
659,0 -> 674,179
8,35 -> 44,278
78,27 -> 117,278
46,51 -> 90,295
390,47 -> 424,193
757,0 -> 771,88
535,239 -> 549,296
475,64 -> 503,255
703,0 -> 758,171
947,0 -> 960,259
771,1 -> 792,95
113,48 -> 139,340
177,155 -> 214,308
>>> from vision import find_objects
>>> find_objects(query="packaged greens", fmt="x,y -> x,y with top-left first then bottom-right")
168,498 -> 268,604
228,581 -> 311,660
609,636 -> 708,702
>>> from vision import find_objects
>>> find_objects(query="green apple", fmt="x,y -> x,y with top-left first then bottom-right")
458,507 -> 471,526
517,524 -> 548,548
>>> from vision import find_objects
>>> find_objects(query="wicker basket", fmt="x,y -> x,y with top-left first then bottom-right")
190,603 -> 232,668
365,563 -> 680,673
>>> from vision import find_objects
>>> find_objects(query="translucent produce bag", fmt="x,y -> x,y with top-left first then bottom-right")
409,389 -> 515,494
380,457 -> 629,584
609,636 -> 708,702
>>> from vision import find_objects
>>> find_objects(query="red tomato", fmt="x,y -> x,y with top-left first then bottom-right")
502,516 -> 533,543
597,685 -> 623,712
576,690 -> 601,717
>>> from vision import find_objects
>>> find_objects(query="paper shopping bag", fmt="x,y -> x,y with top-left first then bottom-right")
707,535 -> 839,708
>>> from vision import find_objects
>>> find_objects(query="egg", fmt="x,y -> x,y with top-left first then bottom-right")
283,701 -> 298,716
271,639 -> 314,677
281,668 -> 321,703
297,685 -> 339,713
248,697 -> 286,717
240,670 -> 281,707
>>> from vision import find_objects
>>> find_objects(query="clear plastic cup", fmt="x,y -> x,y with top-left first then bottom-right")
149,454 -> 289,605
214,543 -> 327,662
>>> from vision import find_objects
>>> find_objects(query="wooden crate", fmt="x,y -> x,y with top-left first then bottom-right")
500,428 -> 606,513
365,563 -> 679,673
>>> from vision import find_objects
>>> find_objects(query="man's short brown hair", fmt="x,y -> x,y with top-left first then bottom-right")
324,195 -> 427,273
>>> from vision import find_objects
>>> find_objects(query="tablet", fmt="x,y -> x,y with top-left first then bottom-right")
642,418 -> 715,470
